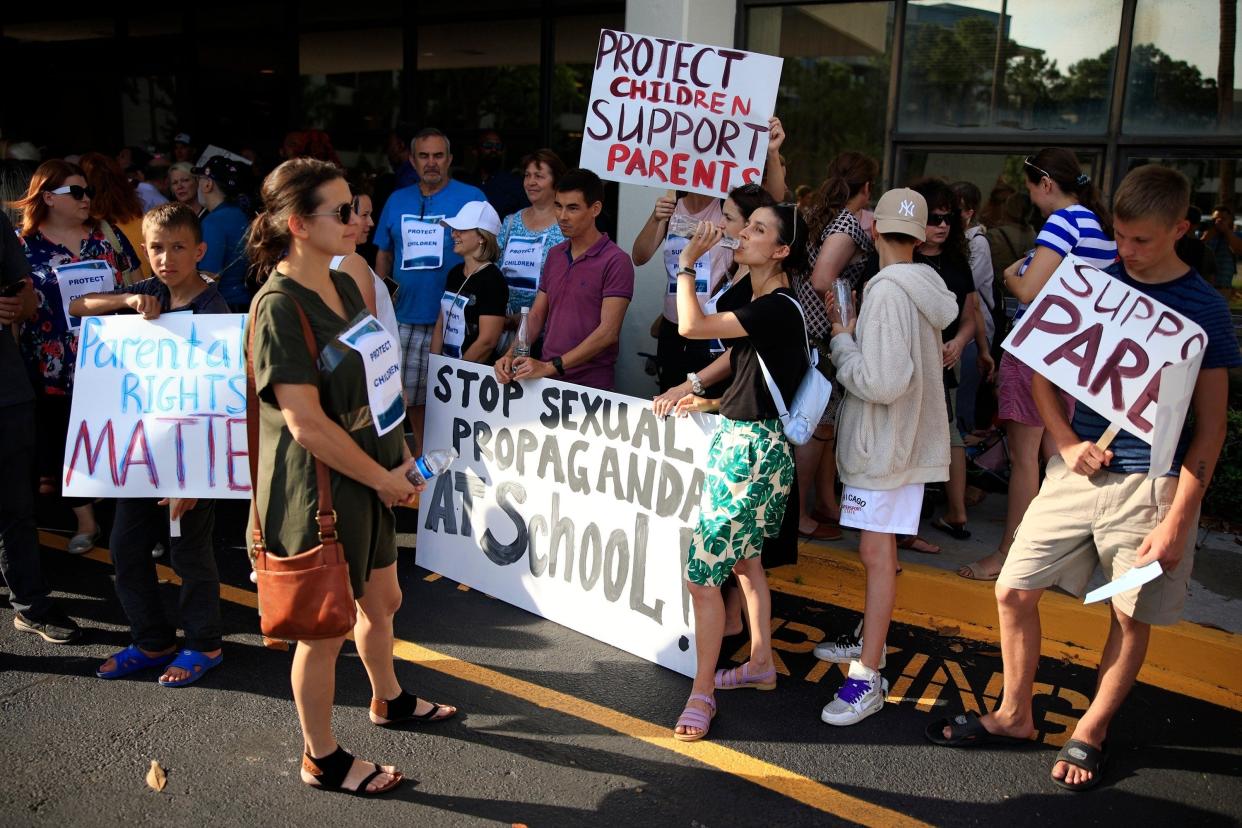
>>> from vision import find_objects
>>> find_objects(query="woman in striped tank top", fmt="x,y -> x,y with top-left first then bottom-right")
959,147 -> 1116,582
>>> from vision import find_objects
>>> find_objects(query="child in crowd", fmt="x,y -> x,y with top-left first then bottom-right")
822,188 -> 957,726
928,165 -> 1240,789
70,202 -> 227,687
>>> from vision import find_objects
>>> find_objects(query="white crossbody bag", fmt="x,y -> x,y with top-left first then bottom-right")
754,292 -> 833,446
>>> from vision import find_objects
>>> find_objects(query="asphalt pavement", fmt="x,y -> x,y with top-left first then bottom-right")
1,502 -> 1239,827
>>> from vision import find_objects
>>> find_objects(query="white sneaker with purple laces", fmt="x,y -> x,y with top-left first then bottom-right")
821,660 -> 888,726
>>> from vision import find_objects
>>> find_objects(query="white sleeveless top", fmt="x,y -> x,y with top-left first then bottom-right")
330,254 -> 401,343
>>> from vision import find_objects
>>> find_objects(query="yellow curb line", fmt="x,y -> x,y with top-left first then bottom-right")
776,542 -> 1242,712
40,531 -> 928,827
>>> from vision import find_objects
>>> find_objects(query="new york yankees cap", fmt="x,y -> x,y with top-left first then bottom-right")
873,187 -> 927,242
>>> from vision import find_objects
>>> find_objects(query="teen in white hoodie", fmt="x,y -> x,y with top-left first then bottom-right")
821,188 -> 958,726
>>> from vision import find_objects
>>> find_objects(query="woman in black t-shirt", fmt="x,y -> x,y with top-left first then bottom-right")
665,204 -> 809,743
431,201 -> 508,364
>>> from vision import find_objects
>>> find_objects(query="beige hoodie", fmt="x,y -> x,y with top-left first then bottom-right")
830,262 -> 959,490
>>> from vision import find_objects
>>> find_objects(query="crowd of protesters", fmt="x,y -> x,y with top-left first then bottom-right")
0,116 -> 1238,795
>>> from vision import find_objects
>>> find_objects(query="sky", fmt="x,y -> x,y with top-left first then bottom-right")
933,0 -> 1239,83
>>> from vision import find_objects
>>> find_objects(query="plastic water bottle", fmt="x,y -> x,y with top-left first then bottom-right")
833,278 -> 855,328
668,213 -> 740,250
406,448 -> 459,486
514,307 -> 531,359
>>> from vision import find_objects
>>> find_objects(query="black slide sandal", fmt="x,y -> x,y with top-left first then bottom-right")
925,712 -> 1034,747
931,517 -> 972,540
1051,739 -> 1108,791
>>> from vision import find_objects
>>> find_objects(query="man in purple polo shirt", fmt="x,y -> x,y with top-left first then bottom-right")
495,169 -> 634,391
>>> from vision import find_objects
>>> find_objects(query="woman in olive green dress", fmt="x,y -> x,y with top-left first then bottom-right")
246,158 -> 457,796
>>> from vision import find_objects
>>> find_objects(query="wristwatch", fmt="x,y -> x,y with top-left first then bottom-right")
687,372 -> 704,395
678,266 -> 697,278
551,356 -> 566,376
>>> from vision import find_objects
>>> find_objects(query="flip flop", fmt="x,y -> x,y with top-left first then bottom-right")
925,712 -> 1034,747
958,562 -> 1000,582
673,693 -> 716,742
897,535 -> 941,554
96,644 -> 176,680
930,517 -> 972,540
158,648 -> 223,687
714,661 -> 777,691
1051,739 -> 1108,791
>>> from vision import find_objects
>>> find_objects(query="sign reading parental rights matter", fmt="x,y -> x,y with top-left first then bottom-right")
580,29 -> 783,198
417,355 -> 715,677
62,314 -> 251,499
1002,256 -> 1206,476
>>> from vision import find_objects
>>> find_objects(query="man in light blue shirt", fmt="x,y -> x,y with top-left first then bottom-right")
375,127 -> 484,451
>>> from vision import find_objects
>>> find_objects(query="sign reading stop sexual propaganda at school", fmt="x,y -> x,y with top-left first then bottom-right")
1002,256 -> 1206,477
417,355 -> 716,677
580,29 -> 784,199
62,314 -> 252,499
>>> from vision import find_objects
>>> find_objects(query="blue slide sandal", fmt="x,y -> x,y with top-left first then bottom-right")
158,649 -> 223,688
96,644 -> 176,680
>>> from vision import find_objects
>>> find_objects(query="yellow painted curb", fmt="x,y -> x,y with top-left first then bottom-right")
773,543 -> 1242,712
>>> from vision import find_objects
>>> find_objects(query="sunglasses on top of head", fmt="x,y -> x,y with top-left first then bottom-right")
1023,156 -> 1053,182
49,184 -> 95,200
307,202 -> 356,224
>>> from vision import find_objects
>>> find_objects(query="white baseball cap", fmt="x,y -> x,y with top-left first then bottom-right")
441,201 -> 502,236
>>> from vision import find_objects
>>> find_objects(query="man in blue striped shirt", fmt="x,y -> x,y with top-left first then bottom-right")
929,165 -> 1240,792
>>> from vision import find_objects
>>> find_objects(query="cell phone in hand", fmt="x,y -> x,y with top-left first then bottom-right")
0,280 -> 25,298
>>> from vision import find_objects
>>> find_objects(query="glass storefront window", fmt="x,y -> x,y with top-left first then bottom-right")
1123,155 -> 1241,217
898,0 -> 1122,135
553,12 -> 627,167
1124,0 -> 1241,135
746,3 -> 893,194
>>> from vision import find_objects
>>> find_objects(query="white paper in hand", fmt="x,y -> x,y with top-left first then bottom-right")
1083,560 -> 1163,605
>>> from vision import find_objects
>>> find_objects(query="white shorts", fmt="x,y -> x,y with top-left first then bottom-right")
839,483 -> 924,536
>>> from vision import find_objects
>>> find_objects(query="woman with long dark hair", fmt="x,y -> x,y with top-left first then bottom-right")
663,203 -> 809,741
959,148 -> 1116,581
246,158 -> 456,795
795,151 -> 879,543
11,160 -> 136,561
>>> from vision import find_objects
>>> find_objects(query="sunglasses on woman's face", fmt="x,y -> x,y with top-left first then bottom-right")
307,202 -> 355,224
49,185 -> 95,200
926,211 -> 954,226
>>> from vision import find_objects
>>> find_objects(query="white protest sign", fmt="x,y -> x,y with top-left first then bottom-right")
1002,256 -> 1206,476
62,314 -> 251,499
580,29 -> 783,198
400,214 -> 445,270
56,260 -> 114,329
338,314 -> 405,436
195,145 -> 252,168
417,355 -> 716,677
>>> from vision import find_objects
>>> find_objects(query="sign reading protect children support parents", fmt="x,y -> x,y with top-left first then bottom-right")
580,29 -> 783,199
62,314 -> 251,499
1002,256 -> 1206,477
417,355 -> 715,677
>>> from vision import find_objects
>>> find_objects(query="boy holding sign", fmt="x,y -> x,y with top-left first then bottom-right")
927,167 -> 1240,791
71,203 -> 228,687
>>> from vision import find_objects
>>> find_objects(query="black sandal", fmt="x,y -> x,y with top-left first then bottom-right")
930,517 -> 972,540
1051,739 -> 1108,791
302,745 -> 403,796
925,712 -> 1034,747
371,690 -> 458,726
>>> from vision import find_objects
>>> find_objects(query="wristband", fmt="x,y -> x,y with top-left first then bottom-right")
677,266 -> 697,278
551,356 -> 566,376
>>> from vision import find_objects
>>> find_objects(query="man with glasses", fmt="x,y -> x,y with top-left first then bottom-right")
471,130 -> 528,220
374,127 -> 485,453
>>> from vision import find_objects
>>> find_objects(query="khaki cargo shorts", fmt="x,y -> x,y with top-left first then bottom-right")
998,455 -> 1196,626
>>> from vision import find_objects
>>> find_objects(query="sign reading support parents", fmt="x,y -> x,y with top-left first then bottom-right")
580,29 -> 783,199
417,355 -> 715,677
62,314 -> 251,498
1002,256 -> 1206,477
